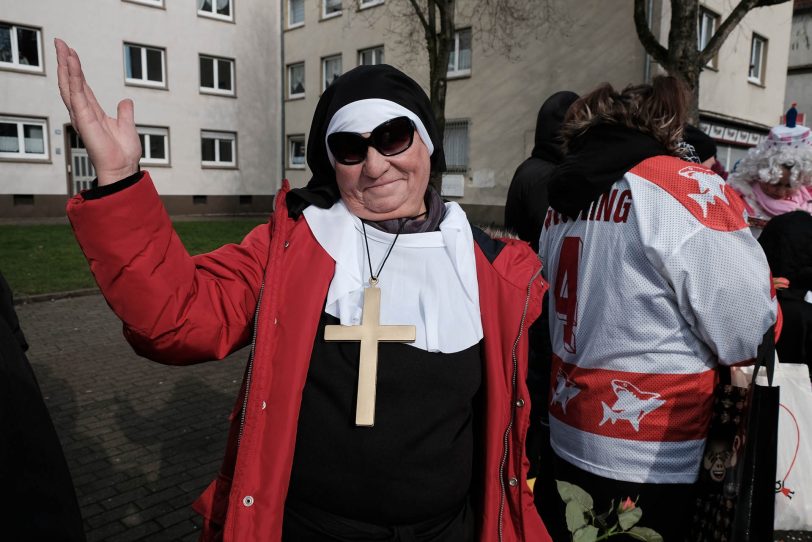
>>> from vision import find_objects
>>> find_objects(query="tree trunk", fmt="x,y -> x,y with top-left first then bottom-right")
424,0 -> 454,189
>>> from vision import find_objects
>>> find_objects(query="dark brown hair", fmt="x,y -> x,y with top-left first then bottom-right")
560,76 -> 688,155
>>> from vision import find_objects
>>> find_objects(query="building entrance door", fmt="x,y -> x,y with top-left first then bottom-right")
67,127 -> 95,195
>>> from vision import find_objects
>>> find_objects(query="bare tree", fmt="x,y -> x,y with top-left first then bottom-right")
633,0 -> 790,124
374,0 -> 561,185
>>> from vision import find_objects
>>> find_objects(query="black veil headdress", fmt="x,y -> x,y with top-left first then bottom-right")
286,64 -> 445,218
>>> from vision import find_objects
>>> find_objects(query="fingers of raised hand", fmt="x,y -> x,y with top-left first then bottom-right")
55,39 -> 72,109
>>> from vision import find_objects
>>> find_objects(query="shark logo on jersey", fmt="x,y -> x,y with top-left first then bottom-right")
550,368 -> 581,414
599,379 -> 665,432
679,166 -> 729,218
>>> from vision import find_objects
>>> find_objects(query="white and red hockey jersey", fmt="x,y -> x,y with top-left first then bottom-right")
538,155 -> 777,484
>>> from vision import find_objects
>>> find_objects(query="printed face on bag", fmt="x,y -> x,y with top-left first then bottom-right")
703,439 -> 736,482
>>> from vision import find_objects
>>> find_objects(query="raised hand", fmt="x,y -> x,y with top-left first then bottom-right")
55,38 -> 142,186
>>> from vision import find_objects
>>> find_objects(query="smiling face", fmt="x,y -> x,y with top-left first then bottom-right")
334,132 -> 431,220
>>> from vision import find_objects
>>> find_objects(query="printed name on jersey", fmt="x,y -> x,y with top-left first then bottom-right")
630,157 -> 748,232
549,355 -> 714,442
544,188 -> 632,228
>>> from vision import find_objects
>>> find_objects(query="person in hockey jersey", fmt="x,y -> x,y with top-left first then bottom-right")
535,77 -> 777,540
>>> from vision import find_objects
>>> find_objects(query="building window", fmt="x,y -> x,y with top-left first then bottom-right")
0,116 -> 48,160
288,62 -> 305,98
288,135 -> 306,169
359,46 -> 384,66
200,55 -> 235,96
322,55 -> 342,91
443,119 -> 469,172
289,0 -> 304,27
124,43 -> 166,88
0,22 -> 43,73
123,0 -> 165,7
323,0 -> 342,18
697,7 -> 719,68
201,130 -> 237,167
137,126 -> 169,166
359,0 -> 384,8
198,0 -> 233,21
447,28 -> 471,78
749,34 -> 767,84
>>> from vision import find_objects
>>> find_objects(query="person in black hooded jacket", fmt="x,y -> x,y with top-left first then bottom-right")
758,211 -> 812,373
505,91 -> 579,253
504,91 -> 578,483
0,271 -> 85,541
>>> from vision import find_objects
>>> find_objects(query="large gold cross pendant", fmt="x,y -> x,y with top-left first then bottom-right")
324,284 -> 416,426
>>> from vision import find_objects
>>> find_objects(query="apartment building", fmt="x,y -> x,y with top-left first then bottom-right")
282,0 -> 792,224
1,0 -> 792,221
0,0 -> 281,218
787,0 -> 812,116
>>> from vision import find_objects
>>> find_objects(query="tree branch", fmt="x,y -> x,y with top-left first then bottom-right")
700,0 -> 789,64
633,0 -> 669,66
407,0 -> 430,33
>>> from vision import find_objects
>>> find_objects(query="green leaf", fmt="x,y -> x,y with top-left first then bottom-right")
556,480 -> 594,509
626,526 -> 664,542
565,501 -> 588,532
573,525 -> 599,542
617,507 -> 643,530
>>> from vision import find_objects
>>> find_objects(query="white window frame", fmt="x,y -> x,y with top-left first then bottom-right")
323,0 -> 342,19
322,54 -> 342,91
123,43 -> 166,88
287,62 -> 305,99
0,22 -> 44,73
197,0 -> 234,22
137,126 -> 170,166
123,0 -> 165,8
443,119 -> 469,173
358,45 -> 384,66
0,115 -> 49,161
447,28 -> 471,78
199,55 -> 235,96
201,130 -> 237,167
288,0 -> 305,28
359,0 -> 384,9
697,6 -> 719,69
288,135 -> 306,169
748,33 -> 767,85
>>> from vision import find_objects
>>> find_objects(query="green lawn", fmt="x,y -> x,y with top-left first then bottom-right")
0,218 -> 267,297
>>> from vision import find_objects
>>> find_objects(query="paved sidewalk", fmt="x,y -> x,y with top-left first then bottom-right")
15,294 -> 812,541
17,294 -> 246,542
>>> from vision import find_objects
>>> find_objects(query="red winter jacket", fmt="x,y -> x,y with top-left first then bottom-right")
67,173 -> 552,542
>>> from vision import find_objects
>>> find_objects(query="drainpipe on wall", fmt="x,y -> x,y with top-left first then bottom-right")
279,0 -> 286,190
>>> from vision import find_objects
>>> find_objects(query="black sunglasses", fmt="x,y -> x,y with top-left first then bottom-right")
327,116 -> 415,165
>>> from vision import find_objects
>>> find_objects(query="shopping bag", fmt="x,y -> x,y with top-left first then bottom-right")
690,327 -> 779,542
774,362 -> 812,530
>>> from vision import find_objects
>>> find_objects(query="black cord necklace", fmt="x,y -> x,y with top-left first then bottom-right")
361,219 -> 406,286
360,210 -> 428,285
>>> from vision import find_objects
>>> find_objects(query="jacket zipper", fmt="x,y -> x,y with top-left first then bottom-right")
238,280 -> 265,446
497,266 -> 542,542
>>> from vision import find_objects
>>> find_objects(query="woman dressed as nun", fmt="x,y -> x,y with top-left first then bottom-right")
56,39 -> 551,542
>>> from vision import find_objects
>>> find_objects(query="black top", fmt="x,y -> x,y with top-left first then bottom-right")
287,311 -> 482,525
0,272 -> 86,541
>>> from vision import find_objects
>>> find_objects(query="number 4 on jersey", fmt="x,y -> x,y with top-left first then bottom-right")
554,236 -> 582,354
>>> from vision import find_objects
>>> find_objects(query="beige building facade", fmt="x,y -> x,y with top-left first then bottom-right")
282,0 -> 792,224
786,0 -> 812,118
0,0 -> 281,218
1,0 -> 792,220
